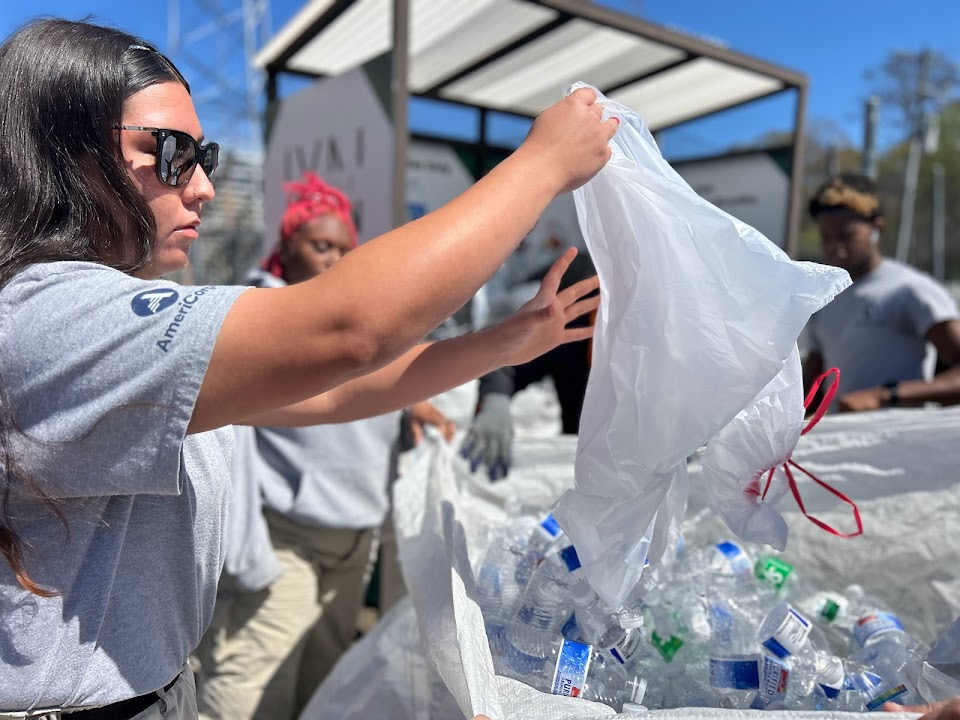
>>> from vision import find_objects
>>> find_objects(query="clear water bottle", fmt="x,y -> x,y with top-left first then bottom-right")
847,631 -> 923,710
708,654 -> 760,709
707,592 -> 760,709
475,514 -> 539,618
845,584 -> 917,652
757,602 -> 846,704
485,621 -> 646,711
515,544 -> 583,632
514,513 -> 566,587
754,555 -> 849,624
568,581 -> 645,670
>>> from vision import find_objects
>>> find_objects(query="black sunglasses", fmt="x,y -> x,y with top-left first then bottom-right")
116,125 -> 219,187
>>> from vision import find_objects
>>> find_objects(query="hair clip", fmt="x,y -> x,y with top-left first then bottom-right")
128,44 -> 153,52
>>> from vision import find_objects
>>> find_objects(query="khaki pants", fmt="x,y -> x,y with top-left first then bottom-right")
0,667 -> 198,720
196,513 -> 377,720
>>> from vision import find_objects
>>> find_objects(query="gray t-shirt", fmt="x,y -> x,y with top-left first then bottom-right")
807,259 -> 959,406
0,262 -> 245,710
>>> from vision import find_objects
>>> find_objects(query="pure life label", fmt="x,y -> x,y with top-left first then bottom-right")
551,640 -> 592,698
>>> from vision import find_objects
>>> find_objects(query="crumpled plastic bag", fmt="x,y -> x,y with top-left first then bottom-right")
698,347 -> 805,551
553,83 -> 851,610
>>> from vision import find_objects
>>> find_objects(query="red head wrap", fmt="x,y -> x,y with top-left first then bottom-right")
263,172 -> 358,278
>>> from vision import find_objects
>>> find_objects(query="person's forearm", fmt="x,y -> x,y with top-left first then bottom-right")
888,367 -> 960,407
299,150 -> 558,363
242,326 -> 513,427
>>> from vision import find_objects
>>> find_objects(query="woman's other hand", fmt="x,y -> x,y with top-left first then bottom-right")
493,247 -> 600,368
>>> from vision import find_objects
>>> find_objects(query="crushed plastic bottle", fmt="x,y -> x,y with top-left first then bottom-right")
568,581 -> 645,670
516,544 -> 583,632
475,514 -> 539,618
486,621 -> 646,711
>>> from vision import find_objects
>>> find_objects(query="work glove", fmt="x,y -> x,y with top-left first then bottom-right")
460,392 -> 513,481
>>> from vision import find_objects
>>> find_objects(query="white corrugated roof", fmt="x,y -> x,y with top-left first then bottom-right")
255,0 -> 804,131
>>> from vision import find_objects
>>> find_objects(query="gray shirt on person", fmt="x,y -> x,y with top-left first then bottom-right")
238,271 -> 401,531
0,262 -> 245,710
807,259 -> 959,407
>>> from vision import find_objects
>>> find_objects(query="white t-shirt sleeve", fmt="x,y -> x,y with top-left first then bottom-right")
905,274 -> 960,338
0,263 -> 247,498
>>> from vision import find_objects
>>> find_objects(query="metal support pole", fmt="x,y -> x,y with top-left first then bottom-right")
391,0 -> 410,229
933,162 -> 946,281
785,83 -> 808,258
896,137 -> 923,263
896,49 -> 932,264
861,96 -> 880,180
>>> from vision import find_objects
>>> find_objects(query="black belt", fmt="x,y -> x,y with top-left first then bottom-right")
66,676 -> 178,720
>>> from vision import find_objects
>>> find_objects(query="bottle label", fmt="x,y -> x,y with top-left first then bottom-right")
755,556 -> 794,589
759,655 -> 789,702
606,628 -> 642,665
853,671 -> 908,711
762,605 -> 811,659
538,514 -> 562,539
551,639 -> 592,698
651,631 -> 685,662
709,656 -> 760,690
854,612 -> 905,647
714,541 -> 751,575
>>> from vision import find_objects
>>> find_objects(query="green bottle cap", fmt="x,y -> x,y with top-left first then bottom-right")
651,631 -> 684,662
819,599 -> 841,622
754,556 -> 794,590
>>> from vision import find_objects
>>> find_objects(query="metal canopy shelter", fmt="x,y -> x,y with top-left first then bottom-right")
256,0 -> 808,255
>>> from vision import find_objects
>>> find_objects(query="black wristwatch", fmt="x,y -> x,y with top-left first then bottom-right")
883,382 -> 900,407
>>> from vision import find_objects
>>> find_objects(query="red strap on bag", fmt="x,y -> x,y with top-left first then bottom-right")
760,368 -> 863,538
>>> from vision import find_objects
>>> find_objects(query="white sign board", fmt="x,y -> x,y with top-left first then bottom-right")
674,150 -> 790,248
406,141 -> 475,221
263,68 -> 393,253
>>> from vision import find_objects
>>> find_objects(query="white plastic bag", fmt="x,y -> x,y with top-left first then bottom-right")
554,83 -> 851,609
698,347 -> 805,551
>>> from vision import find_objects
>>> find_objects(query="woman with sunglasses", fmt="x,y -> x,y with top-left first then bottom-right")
0,17 -> 613,720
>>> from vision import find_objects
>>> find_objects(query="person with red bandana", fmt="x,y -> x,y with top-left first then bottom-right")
195,173 -> 456,720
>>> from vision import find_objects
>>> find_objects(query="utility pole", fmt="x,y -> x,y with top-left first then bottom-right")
861,96 -> 880,180
932,162 -> 946,281
896,50 -> 933,264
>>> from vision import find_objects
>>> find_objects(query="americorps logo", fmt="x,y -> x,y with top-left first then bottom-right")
131,289 -> 179,316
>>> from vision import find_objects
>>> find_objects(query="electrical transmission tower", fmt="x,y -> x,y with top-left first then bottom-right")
167,0 -> 272,151
166,0 -> 272,286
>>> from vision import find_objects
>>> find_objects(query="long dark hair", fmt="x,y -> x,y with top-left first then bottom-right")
0,18 -> 190,594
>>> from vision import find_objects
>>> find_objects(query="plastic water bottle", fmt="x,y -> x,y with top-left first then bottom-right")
568,581 -> 645,670
475,515 -> 539,618
485,621 -> 646,711
757,602 -> 846,705
845,652 -> 922,712
845,585 -> 917,652
754,555 -> 849,624
515,544 -> 583,632
707,593 -> 760,709
847,622 -> 923,710
514,513 -> 566,587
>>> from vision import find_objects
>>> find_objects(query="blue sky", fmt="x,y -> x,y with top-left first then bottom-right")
2,0 -> 956,158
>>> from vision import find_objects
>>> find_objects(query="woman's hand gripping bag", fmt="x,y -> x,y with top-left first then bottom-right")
553,83 -> 851,610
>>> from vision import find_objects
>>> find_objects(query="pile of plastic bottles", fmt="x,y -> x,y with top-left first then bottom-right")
474,510 -> 927,713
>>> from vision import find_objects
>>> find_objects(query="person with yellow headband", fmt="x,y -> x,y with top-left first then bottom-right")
804,173 -> 960,411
